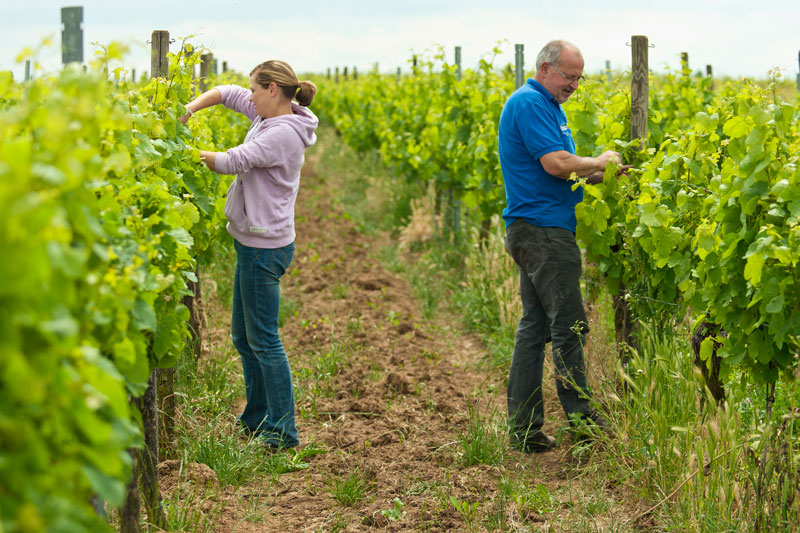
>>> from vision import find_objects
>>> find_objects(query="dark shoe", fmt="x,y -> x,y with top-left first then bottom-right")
512,432 -> 557,453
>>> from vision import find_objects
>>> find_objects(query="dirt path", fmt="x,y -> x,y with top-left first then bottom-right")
179,129 -> 637,532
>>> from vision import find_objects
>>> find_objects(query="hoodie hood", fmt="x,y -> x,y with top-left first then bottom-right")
274,102 -> 318,149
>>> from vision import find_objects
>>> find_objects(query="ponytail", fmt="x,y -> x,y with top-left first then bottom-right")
295,80 -> 317,107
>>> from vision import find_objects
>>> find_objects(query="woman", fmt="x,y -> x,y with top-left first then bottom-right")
181,60 -> 318,449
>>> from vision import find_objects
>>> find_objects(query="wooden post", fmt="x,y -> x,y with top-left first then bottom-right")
134,374 -> 167,529
706,64 -> 714,90
396,67 -> 401,81
630,36 -> 649,149
200,53 -> 212,92
353,66 -> 358,80
613,34 -> 651,361
150,30 -> 169,79
24,60 -> 31,81
131,68 -> 136,83
61,6 -> 83,66
605,60 -> 611,84
455,46 -> 462,81
680,51 -> 689,77
222,61 -> 228,73
343,66 -> 348,81
327,67 -> 331,80
514,43 -> 524,89
335,66 -> 339,83
213,59 -> 218,75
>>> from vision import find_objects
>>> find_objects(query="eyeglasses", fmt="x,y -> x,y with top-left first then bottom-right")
551,65 -> 586,84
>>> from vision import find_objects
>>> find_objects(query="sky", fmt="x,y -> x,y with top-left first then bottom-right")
1,0 -> 799,82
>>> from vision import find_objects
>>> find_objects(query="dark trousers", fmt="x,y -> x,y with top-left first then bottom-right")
504,220 -> 593,443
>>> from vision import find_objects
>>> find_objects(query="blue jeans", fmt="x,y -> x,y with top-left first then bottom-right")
504,220 -> 593,444
232,240 -> 298,448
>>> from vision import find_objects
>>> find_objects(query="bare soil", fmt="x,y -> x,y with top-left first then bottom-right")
158,130 -> 647,532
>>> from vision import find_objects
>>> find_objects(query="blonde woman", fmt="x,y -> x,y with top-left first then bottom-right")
182,60 -> 318,449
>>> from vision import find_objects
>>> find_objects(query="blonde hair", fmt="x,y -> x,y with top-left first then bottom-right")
250,60 -> 317,107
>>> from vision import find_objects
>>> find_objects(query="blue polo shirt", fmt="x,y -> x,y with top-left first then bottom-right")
499,78 -> 582,232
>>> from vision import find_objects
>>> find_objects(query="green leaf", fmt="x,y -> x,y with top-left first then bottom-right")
722,116 -> 749,139
699,336 -> 716,364
765,294 -> 784,313
744,252 -> 765,286
82,465 -> 127,506
132,299 -> 157,332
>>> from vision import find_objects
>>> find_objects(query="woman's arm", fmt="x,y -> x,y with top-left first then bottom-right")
198,150 -> 218,172
180,88 -> 222,125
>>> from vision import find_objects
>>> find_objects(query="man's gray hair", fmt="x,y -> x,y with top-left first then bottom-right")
535,40 -> 581,70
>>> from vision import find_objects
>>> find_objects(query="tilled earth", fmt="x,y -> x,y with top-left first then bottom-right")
159,131 -> 644,532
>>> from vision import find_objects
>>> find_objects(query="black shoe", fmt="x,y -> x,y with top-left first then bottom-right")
512,432 -> 557,453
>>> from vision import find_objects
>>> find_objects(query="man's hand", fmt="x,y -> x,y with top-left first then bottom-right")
597,150 -> 622,169
584,164 -> 634,185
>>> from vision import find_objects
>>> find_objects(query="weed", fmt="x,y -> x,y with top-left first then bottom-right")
177,426 -> 264,486
331,282 -> 350,299
162,483 -> 224,532
458,400 -> 507,466
379,497 -> 406,521
324,467 -> 374,506
449,496 -> 481,531
238,490 -> 269,524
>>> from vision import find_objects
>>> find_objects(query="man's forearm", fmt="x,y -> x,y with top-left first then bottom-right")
540,150 -> 620,179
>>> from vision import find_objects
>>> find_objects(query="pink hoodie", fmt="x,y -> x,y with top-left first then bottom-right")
215,84 -> 319,249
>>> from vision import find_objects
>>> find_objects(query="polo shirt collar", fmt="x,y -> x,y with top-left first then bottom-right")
527,78 -> 559,106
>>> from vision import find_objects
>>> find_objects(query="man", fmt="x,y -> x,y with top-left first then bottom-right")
498,40 -> 625,453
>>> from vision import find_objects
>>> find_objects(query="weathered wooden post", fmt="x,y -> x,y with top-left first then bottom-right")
61,6 -> 83,66
631,36 -> 649,150
335,66 -> 339,83
327,67 -> 331,80
150,30 -> 169,78
605,60 -> 611,84
396,67 -> 401,82
200,53 -> 212,92
24,60 -> 31,81
455,45 -> 462,81
222,61 -> 228,73
514,43 -> 524,89
706,64 -> 714,90
353,66 -> 358,80
613,34 -> 650,361
680,51 -> 689,77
